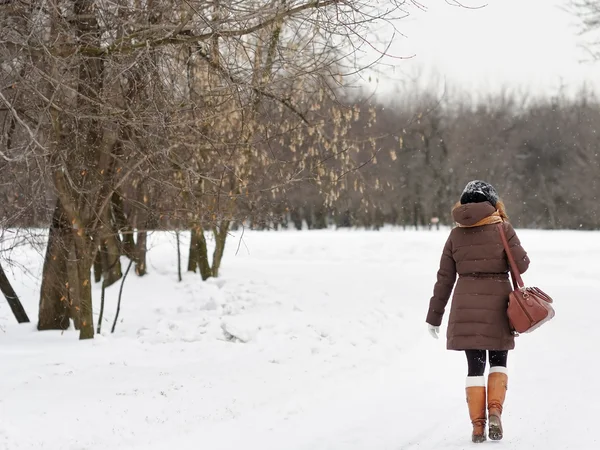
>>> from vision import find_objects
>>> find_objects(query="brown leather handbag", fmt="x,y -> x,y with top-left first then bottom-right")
497,224 -> 555,335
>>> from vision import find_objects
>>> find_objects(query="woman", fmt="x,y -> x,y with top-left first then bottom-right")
426,180 -> 530,443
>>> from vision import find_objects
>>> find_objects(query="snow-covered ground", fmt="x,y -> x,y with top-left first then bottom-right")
1,228 -> 598,449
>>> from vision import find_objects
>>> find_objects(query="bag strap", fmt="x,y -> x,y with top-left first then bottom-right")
496,223 -> 525,289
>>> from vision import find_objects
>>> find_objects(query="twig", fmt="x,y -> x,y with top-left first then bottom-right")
111,259 -> 133,334
176,230 -> 182,282
97,280 -> 106,334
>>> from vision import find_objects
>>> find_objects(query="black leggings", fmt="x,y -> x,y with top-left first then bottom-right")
465,350 -> 508,377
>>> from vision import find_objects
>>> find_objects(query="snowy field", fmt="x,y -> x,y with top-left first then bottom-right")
1,228 -> 599,450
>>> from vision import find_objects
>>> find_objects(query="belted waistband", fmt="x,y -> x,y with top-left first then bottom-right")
459,272 -> 509,279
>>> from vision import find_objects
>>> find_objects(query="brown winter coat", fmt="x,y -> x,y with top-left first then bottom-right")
426,202 -> 530,351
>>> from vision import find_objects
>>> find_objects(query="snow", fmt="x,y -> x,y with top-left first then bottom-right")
1,228 -> 599,449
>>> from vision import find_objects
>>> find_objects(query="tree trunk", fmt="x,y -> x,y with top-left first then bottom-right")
112,191 -> 135,259
99,234 -> 122,287
0,261 -> 29,323
96,202 -> 122,287
314,207 -> 327,229
211,222 -> 229,278
135,231 -> 147,276
67,243 -> 82,330
196,227 -> 212,281
188,228 -> 199,272
290,210 -> 302,230
93,250 -> 102,283
133,180 -> 149,277
73,234 -> 94,340
38,201 -> 72,331
93,208 -> 122,287
305,209 -> 314,230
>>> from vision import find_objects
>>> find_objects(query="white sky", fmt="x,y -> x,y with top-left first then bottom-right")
365,0 -> 600,99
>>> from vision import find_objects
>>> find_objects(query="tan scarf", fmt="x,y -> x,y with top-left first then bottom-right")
458,210 -> 504,228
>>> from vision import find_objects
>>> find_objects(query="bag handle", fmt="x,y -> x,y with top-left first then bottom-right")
496,223 -> 525,289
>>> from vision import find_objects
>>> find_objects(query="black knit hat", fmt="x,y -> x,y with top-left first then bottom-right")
460,180 -> 499,207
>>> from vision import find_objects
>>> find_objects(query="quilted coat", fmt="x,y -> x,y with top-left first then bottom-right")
426,202 -> 530,350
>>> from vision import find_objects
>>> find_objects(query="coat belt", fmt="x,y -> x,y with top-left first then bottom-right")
459,272 -> 509,279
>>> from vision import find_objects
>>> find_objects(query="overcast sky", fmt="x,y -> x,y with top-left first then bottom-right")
365,0 -> 600,99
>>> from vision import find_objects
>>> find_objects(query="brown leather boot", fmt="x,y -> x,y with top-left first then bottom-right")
487,369 -> 508,441
466,381 -> 487,443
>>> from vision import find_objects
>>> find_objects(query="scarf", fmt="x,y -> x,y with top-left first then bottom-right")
458,210 -> 504,228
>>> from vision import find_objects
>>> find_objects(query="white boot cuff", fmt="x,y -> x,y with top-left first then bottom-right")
466,376 -> 486,387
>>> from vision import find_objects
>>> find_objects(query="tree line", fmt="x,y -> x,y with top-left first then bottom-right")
5,85 -> 600,233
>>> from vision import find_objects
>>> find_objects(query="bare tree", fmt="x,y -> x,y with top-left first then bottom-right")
1,0 -> 411,339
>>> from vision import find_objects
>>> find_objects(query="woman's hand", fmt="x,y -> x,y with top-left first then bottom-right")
428,324 -> 440,339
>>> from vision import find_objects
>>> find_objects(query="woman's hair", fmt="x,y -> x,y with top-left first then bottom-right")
496,201 -> 509,221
